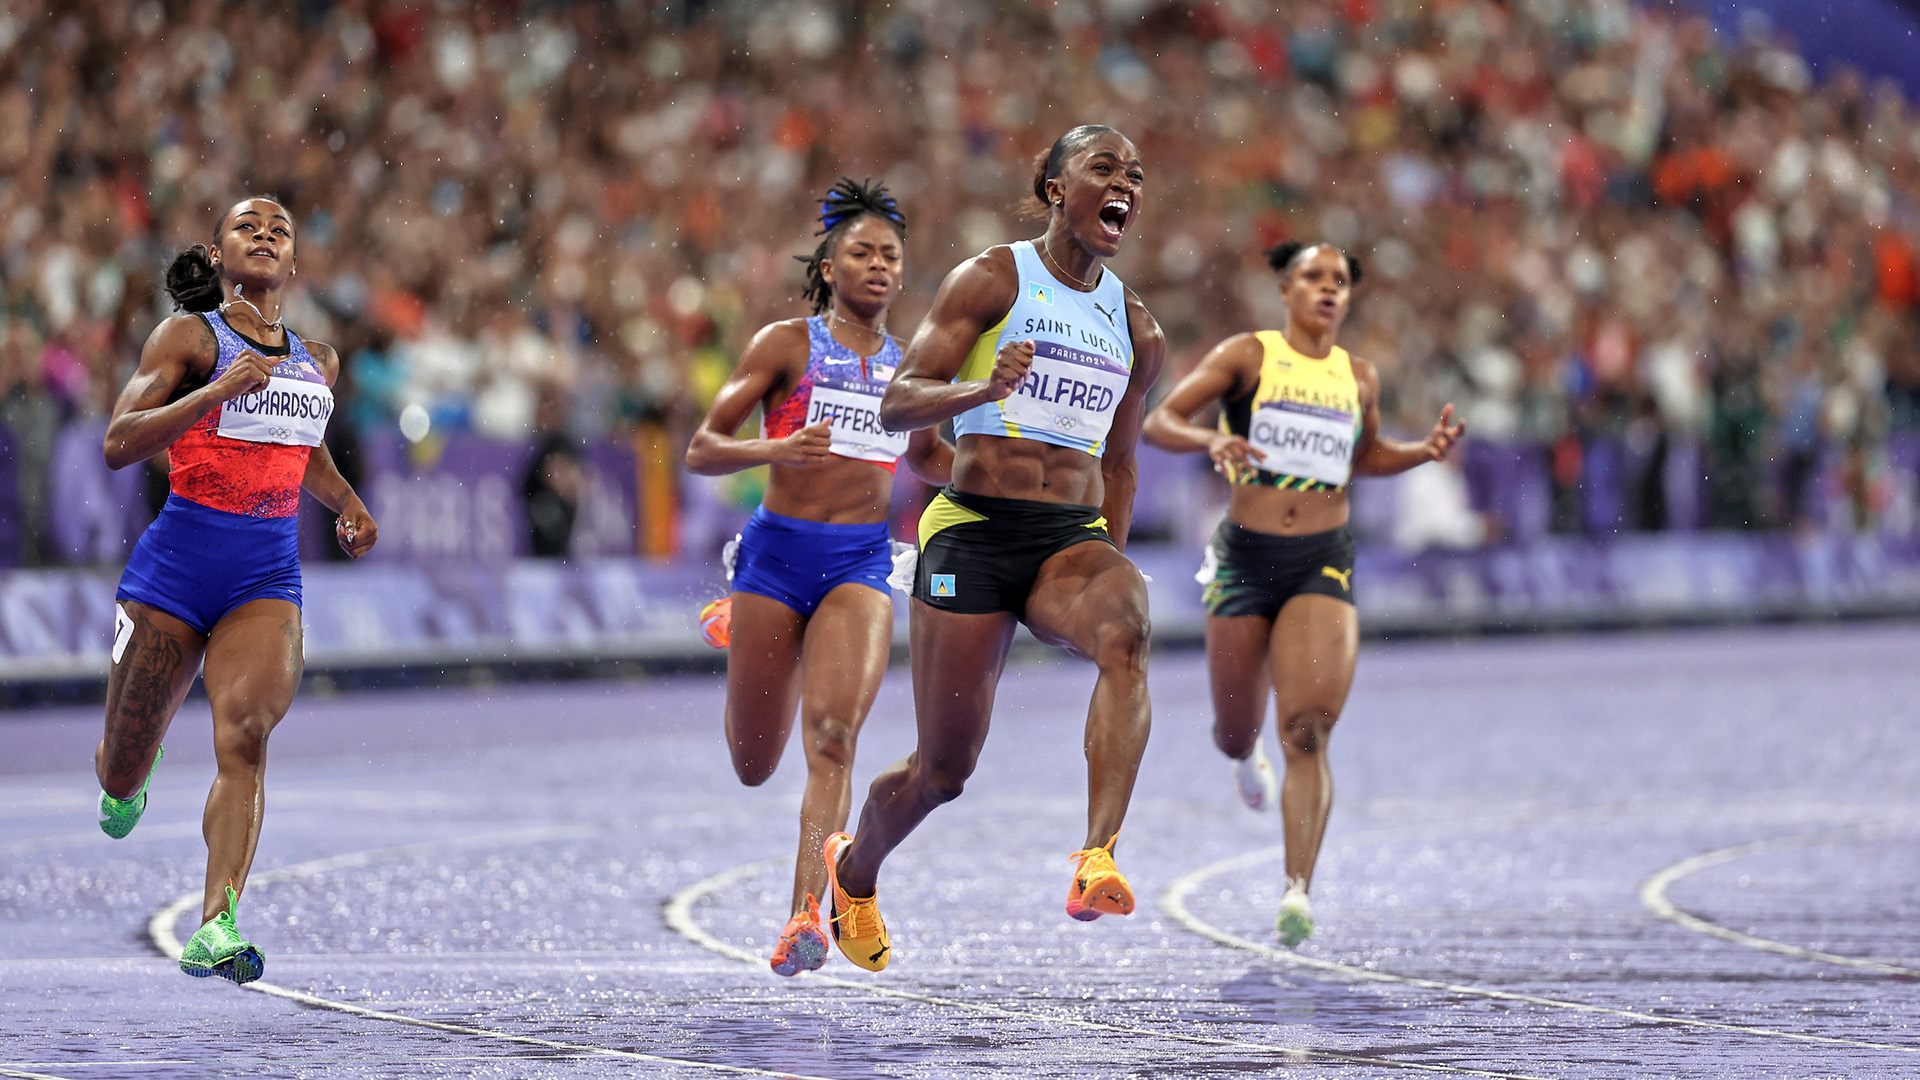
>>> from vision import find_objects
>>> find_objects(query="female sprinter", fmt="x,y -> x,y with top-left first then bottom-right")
95,196 -> 377,983
822,125 -> 1166,971
684,179 -> 952,976
1141,241 -> 1463,947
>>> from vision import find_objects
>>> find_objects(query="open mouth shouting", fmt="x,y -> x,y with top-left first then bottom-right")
1097,197 -> 1132,243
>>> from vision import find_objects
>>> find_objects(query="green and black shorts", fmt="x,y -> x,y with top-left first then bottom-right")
1200,520 -> 1355,619
913,486 -> 1113,619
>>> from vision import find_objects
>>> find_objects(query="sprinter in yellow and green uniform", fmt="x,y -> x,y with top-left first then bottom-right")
1144,241 -> 1465,948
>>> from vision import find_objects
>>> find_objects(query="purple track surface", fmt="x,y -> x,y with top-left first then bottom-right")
2,625 -> 1917,1079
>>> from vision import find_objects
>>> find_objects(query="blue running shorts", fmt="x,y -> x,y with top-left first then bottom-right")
731,506 -> 893,617
117,494 -> 303,635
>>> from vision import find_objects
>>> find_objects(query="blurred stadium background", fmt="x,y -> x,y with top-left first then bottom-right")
5,0 -> 1920,695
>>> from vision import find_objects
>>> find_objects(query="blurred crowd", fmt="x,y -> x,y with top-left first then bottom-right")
3,0 -> 1919,566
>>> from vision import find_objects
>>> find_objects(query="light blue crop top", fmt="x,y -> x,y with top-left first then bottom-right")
949,240 -> 1135,457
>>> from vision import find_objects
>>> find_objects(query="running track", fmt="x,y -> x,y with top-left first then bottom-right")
2,625 -> 1916,1078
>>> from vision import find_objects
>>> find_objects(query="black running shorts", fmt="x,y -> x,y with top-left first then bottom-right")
913,486 -> 1113,618
1200,521 -> 1355,619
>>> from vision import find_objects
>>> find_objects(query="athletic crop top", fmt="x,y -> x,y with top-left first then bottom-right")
1219,330 -> 1362,492
762,315 -> 907,471
168,311 -> 334,518
950,240 -> 1135,457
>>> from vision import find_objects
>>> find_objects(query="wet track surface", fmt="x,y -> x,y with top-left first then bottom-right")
2,624 -> 1917,1078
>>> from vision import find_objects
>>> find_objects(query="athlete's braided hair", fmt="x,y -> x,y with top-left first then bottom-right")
164,195 -> 291,312
1264,241 -> 1364,287
796,178 -> 907,314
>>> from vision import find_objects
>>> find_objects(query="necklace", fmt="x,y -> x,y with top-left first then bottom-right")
220,285 -> 283,333
828,310 -> 887,351
1038,242 -> 1100,291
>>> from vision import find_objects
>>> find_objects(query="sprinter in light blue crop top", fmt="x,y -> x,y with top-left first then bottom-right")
818,126 -> 1168,973
948,239 -> 1136,456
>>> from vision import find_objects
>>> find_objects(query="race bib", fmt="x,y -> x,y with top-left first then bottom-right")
808,378 -> 908,464
218,375 -> 334,447
1247,400 -> 1356,486
999,340 -> 1132,440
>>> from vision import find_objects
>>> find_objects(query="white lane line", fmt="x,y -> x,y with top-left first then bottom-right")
663,858 -> 1556,1080
1639,831 -> 1920,977
0,1068 -> 76,1080
1163,843 -> 1919,1054
147,829 -> 847,1080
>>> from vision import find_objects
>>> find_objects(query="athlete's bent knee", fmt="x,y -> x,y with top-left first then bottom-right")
731,750 -> 779,787
213,712 -> 276,770
1090,605 -> 1151,674
805,715 -> 860,771
914,760 -> 973,805
1277,708 -> 1336,756
1213,721 -> 1258,761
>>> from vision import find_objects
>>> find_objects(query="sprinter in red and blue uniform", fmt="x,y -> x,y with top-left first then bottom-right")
684,179 -> 951,976
93,197 -> 377,985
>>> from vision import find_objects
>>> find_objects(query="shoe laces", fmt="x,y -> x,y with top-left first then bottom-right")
783,893 -> 822,936
828,887 -> 883,940
1069,829 -> 1122,876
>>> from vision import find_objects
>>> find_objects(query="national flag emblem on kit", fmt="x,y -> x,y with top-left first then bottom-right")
1029,282 -> 1054,305
930,574 -> 957,597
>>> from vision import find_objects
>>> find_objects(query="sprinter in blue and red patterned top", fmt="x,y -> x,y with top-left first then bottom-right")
684,179 -> 952,976
93,196 -> 377,986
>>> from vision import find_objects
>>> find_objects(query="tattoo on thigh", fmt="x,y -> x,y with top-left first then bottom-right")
107,629 -> 188,778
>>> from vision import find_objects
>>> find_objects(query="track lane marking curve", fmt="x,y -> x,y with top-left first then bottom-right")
1163,843 -> 1918,1053
1638,830 -> 1920,977
665,857 -> 1556,1080
147,828 -> 846,1080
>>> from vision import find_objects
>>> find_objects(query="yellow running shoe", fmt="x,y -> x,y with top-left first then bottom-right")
822,832 -> 890,971
1065,831 -> 1134,922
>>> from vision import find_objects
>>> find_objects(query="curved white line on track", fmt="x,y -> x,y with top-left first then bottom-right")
664,858 -> 1555,1080
1639,831 -> 1920,977
1163,844 -> 1919,1054
148,828 -> 845,1080
0,1067 -> 75,1080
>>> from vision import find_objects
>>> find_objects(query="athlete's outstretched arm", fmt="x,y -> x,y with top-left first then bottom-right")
297,342 -> 378,558
879,248 -> 1025,433
102,316 -> 274,469
685,321 -> 833,475
1349,358 -> 1464,476
1142,333 -> 1265,472
902,427 -> 955,487
1097,290 -> 1167,552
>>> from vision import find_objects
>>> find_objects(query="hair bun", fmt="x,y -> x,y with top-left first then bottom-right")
164,244 -> 222,312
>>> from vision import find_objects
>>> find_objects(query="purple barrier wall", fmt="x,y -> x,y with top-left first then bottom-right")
329,433 -> 639,563
8,534 -> 1920,679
